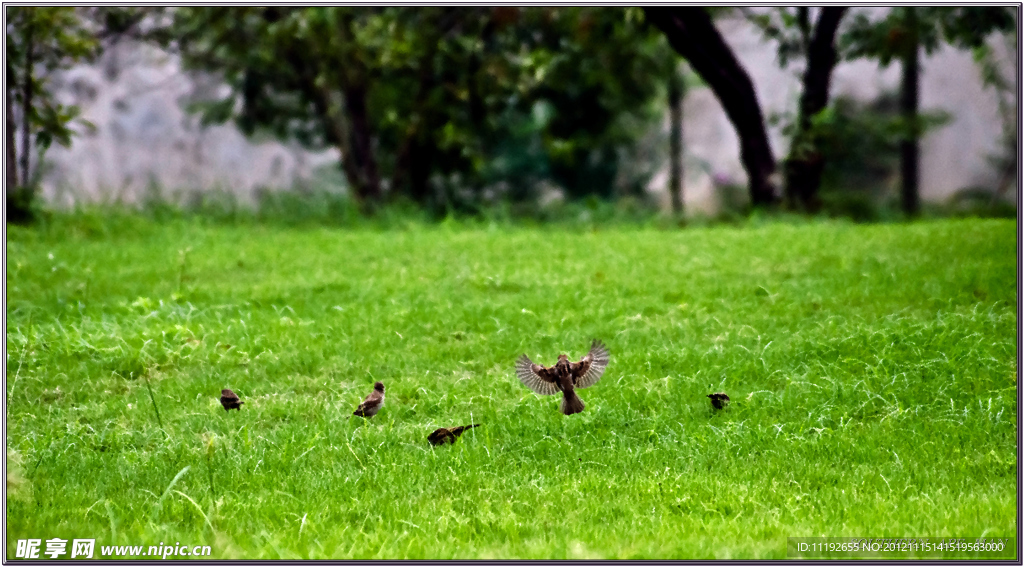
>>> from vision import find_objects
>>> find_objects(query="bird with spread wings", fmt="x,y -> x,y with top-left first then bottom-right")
515,340 -> 609,415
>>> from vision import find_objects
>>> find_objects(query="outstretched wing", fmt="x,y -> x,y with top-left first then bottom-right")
571,339 -> 609,389
515,354 -> 560,395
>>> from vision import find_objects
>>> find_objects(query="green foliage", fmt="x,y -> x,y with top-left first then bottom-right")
6,217 -> 1016,558
6,7 -> 100,185
783,95 -> 948,175
170,7 -> 677,210
505,8 -> 676,201
842,7 -> 1015,65
771,93 -> 950,220
739,7 -> 814,69
971,31 -> 1016,198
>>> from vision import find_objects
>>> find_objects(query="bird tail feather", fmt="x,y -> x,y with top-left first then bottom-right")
452,424 -> 482,436
560,390 -> 585,415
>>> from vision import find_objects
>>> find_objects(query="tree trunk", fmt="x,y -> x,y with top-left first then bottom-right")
783,7 -> 847,210
668,71 -> 684,216
319,10 -> 382,208
393,34 -> 441,206
645,7 -> 778,207
900,8 -> 920,217
276,10 -> 377,209
341,84 -> 382,204
6,72 -> 31,223
7,72 -> 19,193
306,77 -> 378,209
19,23 -> 34,194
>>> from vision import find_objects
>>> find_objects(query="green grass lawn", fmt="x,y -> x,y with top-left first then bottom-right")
6,215 -> 1017,559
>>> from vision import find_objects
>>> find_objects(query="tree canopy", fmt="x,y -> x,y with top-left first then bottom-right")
6,6 -> 1016,220
169,7 -> 677,213
6,6 -> 100,220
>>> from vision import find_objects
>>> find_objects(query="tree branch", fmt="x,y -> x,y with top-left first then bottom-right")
645,7 -> 778,206
784,7 -> 848,209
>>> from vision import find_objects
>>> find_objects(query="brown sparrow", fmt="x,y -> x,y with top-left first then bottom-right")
515,340 -> 609,415
353,381 -> 385,417
427,424 -> 481,446
220,388 -> 244,411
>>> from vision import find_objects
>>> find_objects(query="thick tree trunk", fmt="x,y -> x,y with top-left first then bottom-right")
314,10 -> 381,208
646,7 -> 778,207
784,7 -> 847,210
900,8 -> 920,217
307,79 -> 379,209
668,72 -> 684,216
273,8 -> 378,208
308,83 -> 381,208
340,84 -> 382,204
394,120 -> 435,205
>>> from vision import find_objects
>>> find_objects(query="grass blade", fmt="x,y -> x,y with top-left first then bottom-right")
143,374 -> 164,431
151,466 -> 190,522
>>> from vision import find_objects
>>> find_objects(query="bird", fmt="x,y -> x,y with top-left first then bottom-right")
353,381 -> 385,418
515,339 -> 609,415
707,392 -> 730,410
220,388 -> 244,411
427,424 -> 481,446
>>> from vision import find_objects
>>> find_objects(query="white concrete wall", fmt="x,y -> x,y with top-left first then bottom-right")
40,41 -> 339,207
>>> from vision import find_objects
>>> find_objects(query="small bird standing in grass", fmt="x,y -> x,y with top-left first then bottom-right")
707,392 -> 730,410
353,381 -> 385,418
220,389 -> 244,411
516,339 -> 609,415
427,424 -> 481,446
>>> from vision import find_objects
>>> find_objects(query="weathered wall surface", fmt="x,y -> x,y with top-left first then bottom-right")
38,11 -> 1016,212
40,41 -> 338,207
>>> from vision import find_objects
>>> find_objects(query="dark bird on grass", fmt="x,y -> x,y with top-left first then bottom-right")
353,381 -> 385,418
427,424 -> 481,446
516,339 -> 609,415
220,389 -> 244,411
707,392 -> 730,410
